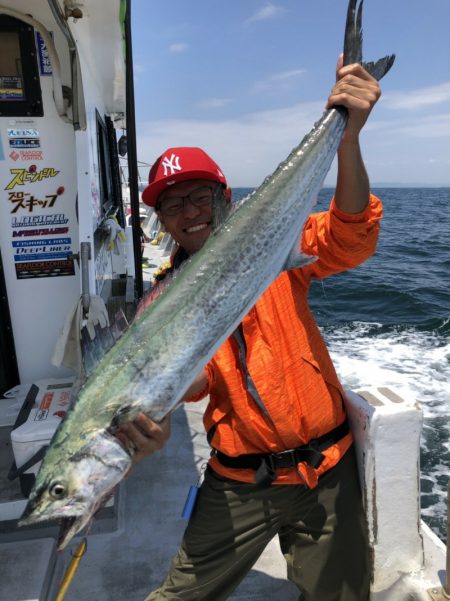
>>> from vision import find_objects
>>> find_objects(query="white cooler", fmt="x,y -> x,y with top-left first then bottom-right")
9,378 -> 77,494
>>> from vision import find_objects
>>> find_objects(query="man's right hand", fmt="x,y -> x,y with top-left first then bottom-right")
116,413 -> 171,465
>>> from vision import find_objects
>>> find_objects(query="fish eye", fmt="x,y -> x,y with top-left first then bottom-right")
49,482 -> 67,500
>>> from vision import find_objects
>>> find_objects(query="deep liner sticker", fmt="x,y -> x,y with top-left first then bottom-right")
12,237 -> 72,261
12,236 -> 75,280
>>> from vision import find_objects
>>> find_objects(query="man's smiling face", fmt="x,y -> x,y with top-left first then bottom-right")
156,179 -> 214,255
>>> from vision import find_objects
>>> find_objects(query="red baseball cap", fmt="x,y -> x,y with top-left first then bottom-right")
141,147 -> 228,208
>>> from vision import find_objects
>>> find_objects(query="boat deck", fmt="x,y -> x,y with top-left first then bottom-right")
0,236 -> 298,601
0,235 -> 446,601
0,399 -> 298,601
63,399 -> 298,600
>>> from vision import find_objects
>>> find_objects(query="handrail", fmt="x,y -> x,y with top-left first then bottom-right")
47,0 -> 87,130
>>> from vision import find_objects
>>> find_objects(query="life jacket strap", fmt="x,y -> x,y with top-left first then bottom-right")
211,419 -> 350,487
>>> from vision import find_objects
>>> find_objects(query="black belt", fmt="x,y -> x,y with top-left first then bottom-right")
212,419 -> 350,487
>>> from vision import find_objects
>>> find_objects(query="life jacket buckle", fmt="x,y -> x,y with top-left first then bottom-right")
255,457 -> 276,487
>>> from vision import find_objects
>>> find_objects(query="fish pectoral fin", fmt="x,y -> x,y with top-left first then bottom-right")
283,246 -> 317,272
111,403 -> 139,429
363,55 -> 395,82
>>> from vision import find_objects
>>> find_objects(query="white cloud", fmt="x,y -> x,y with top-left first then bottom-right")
382,82 -> 450,110
196,98 -> 232,109
394,113 -> 450,138
135,99 -> 450,188
252,69 -> 306,92
272,69 -> 306,82
245,2 -> 286,24
136,101 -> 325,187
169,42 -> 189,54
367,112 -> 450,138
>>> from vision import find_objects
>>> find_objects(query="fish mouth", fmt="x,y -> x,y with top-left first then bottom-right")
19,511 -> 88,551
57,516 -> 85,550
19,501 -> 91,550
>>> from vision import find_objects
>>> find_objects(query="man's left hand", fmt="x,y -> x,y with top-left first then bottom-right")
326,55 -> 381,141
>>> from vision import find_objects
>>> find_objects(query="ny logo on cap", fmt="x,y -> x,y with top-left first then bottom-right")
162,154 -> 182,176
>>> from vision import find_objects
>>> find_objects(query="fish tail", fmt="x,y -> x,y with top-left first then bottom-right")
343,0 -> 395,81
344,0 -> 363,65
362,56 -> 396,82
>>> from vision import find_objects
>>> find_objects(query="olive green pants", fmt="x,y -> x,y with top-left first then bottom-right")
145,447 -> 370,601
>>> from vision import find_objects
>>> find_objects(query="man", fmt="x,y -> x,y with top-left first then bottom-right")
119,60 -> 383,601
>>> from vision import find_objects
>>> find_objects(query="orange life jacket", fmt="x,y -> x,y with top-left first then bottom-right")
186,195 -> 383,487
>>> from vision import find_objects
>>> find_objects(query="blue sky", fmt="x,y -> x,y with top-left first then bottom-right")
132,0 -> 450,187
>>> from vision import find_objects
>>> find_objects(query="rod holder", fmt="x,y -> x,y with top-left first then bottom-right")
70,242 -> 92,313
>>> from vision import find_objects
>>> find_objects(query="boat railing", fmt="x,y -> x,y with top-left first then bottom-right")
445,480 -> 450,596
428,480 -> 450,600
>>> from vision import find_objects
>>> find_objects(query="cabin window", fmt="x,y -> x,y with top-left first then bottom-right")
97,111 -> 114,215
0,15 -> 43,117
96,112 -> 124,226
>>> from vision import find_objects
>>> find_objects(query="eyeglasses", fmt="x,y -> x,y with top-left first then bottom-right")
156,186 -> 213,216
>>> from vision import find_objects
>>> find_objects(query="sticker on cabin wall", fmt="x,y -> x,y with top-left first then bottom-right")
8,119 -> 36,125
11,213 -> 69,227
0,134 -> 4,160
15,258 -> 75,279
5,168 -> 59,191
7,128 -> 39,138
7,188 -> 64,213
35,31 -> 53,76
12,226 -> 69,237
0,76 -> 24,100
12,237 -> 72,254
7,129 -> 41,150
91,180 -> 101,223
11,237 -> 72,277
95,244 -> 110,295
9,138 -> 41,149
9,150 -> 44,161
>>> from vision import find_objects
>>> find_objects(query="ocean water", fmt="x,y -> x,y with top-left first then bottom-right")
233,186 -> 450,542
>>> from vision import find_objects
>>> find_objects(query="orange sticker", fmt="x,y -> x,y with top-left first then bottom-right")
39,392 -> 54,411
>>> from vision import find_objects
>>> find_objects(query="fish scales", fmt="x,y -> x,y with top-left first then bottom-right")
99,112 -> 347,421
60,112 -> 347,429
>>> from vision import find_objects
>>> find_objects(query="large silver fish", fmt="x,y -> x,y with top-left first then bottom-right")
19,0 -> 394,550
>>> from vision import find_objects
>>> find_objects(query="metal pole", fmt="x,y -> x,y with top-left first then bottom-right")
124,0 -> 144,301
80,242 -> 91,313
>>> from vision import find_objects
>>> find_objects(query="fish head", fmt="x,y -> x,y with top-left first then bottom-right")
19,431 -> 131,550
